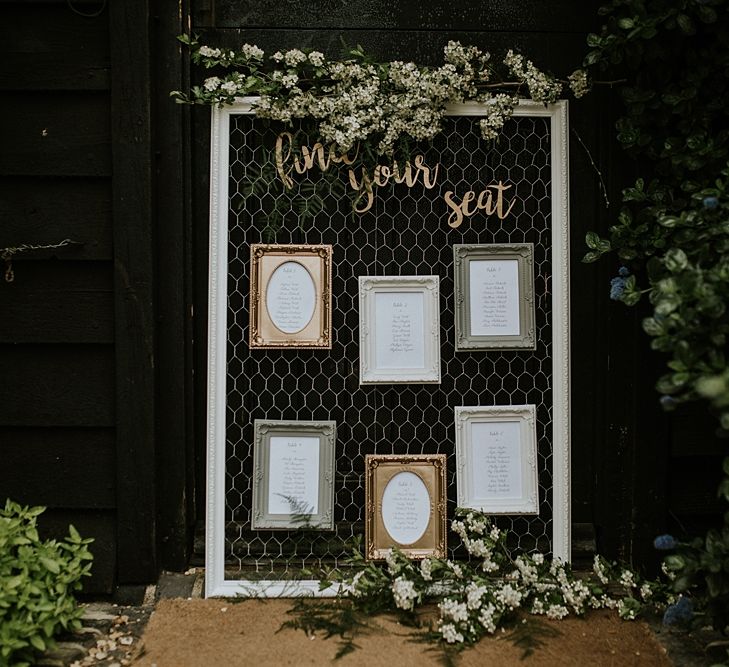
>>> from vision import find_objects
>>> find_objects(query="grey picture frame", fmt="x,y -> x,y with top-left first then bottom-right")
251,419 -> 336,530
454,244 -> 536,351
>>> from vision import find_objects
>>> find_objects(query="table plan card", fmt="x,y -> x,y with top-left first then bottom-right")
267,436 -> 320,515
454,244 -> 536,351
455,405 -> 539,514
252,420 -> 336,530
469,259 -> 520,337
470,421 -> 522,501
380,471 -> 431,545
365,454 -> 447,560
374,291 -> 425,370
265,261 -> 317,334
359,276 -> 440,384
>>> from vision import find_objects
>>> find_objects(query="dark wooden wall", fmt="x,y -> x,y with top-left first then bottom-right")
0,0 -> 722,593
0,0 -> 194,593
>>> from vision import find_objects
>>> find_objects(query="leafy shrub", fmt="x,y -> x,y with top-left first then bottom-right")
0,500 -> 93,667
658,458 -> 729,632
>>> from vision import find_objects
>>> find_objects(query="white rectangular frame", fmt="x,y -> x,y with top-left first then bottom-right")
252,420 -> 336,530
359,275 -> 441,384
205,98 -> 570,598
455,405 -> 539,514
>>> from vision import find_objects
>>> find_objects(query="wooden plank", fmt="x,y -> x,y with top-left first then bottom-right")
0,427 -> 115,508
153,0 -> 195,571
0,92 -> 110,177
110,0 -> 157,583
0,178 -> 112,260
0,345 -> 114,426
670,403 -> 726,458
1,3 -> 109,91
37,509 -> 116,595
208,0 -> 598,33
193,28 -> 587,71
0,261 -> 113,343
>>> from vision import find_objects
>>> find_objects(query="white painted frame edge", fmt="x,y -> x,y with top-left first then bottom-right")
358,275 -> 441,385
454,405 -> 539,514
205,98 -> 570,597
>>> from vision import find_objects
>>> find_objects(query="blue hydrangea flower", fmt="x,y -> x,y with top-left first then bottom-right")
653,534 -> 677,550
703,196 -> 719,210
659,395 -> 677,411
662,597 -> 693,626
610,276 -> 627,300
618,266 -> 630,277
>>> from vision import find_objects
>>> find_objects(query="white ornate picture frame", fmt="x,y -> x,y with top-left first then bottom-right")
455,405 -> 539,514
205,98 -> 570,597
358,275 -> 441,384
252,420 -> 336,530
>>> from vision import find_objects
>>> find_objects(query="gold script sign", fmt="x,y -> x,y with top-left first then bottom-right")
274,132 -> 516,226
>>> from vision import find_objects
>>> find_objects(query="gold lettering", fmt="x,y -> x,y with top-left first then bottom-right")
444,180 -> 516,228
461,191 -> 477,218
348,167 -> 374,213
490,181 -> 517,219
444,191 -> 464,228
373,165 -> 391,187
414,155 -> 439,190
275,131 -> 295,189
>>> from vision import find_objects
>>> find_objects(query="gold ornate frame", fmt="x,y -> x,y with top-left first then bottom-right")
249,244 -> 332,348
364,454 -> 447,560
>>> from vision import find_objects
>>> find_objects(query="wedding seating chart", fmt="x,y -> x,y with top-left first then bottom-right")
455,405 -> 539,514
380,470 -> 431,545
267,436 -> 320,515
469,259 -> 520,337
266,261 -> 317,334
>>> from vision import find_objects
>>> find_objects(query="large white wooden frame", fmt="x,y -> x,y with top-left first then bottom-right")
205,98 -> 570,597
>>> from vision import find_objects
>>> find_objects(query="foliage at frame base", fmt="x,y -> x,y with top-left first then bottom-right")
654,458 -> 729,638
580,0 -> 729,429
285,510 -> 672,662
0,500 -> 94,667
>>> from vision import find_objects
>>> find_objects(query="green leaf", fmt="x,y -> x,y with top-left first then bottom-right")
617,17 -> 635,30
676,14 -> 695,34
39,557 -> 60,574
29,635 -> 46,652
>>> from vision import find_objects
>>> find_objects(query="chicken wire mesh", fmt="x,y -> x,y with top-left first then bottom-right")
223,113 -> 554,580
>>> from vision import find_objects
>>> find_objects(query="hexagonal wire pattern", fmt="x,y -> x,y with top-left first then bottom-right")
224,114 -> 553,579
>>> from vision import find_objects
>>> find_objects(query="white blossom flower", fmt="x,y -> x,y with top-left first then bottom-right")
478,603 -> 497,633
220,81 -> 238,94
593,555 -> 609,584
504,49 -> 562,103
495,584 -> 522,609
440,623 -> 464,644
465,582 -> 488,610
272,51 -> 284,62
620,570 -> 636,589
640,583 -> 653,601
546,604 -> 569,620
284,48 -> 308,67
568,69 -> 590,98
392,576 -> 419,611
242,43 -> 264,60
203,77 -> 221,91
198,46 -> 222,58
308,51 -> 325,66
439,598 -> 469,622
420,558 -> 433,581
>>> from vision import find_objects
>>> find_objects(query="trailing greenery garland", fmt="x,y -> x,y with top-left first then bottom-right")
283,509 -> 678,660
